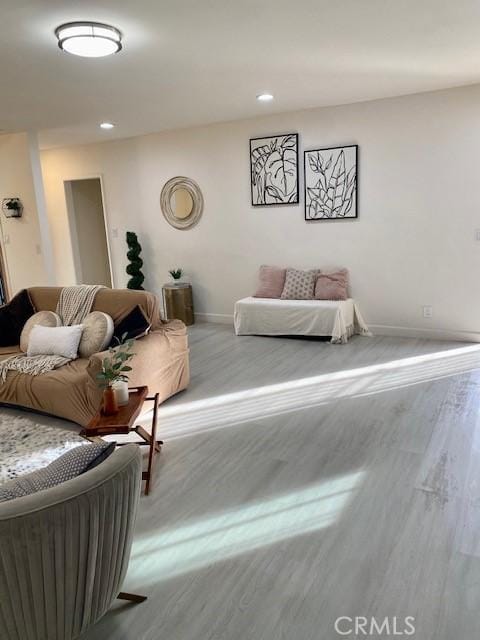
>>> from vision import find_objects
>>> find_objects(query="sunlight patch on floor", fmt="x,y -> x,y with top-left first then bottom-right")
130,470 -> 364,583
144,345 -> 480,439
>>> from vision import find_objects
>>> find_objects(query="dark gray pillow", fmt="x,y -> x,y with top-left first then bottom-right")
0,289 -> 35,347
0,441 -> 115,502
110,305 -> 151,346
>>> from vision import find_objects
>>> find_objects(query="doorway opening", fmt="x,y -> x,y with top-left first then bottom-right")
64,177 -> 113,287
0,243 -> 8,305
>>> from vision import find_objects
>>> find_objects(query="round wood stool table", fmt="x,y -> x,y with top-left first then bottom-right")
162,282 -> 194,325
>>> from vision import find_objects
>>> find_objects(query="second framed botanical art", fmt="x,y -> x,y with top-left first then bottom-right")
250,133 -> 299,206
304,144 -> 358,221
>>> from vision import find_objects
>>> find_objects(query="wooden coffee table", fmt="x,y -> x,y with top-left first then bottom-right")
81,386 -> 161,495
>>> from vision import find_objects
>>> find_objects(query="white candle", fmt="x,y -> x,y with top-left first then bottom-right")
113,380 -> 129,406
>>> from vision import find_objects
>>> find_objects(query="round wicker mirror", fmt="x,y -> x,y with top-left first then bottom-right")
160,176 -> 204,230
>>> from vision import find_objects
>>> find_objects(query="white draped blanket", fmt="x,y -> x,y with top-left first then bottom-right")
234,297 -> 371,343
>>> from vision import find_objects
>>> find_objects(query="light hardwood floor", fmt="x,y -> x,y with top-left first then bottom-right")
83,324 -> 480,640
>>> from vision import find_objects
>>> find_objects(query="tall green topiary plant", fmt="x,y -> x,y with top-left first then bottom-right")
126,231 -> 145,290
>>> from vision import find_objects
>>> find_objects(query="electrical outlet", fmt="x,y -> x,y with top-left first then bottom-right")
423,305 -> 433,319
112,228 -> 119,238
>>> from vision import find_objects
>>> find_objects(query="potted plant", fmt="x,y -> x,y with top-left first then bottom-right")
169,268 -> 183,284
126,231 -> 145,290
2,198 -> 23,218
96,335 -> 135,415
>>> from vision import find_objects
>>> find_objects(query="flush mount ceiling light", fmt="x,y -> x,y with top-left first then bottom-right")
256,93 -> 274,102
55,22 -> 122,58
100,122 -> 115,129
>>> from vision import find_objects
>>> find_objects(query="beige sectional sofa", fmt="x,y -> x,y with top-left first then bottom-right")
0,287 -> 190,426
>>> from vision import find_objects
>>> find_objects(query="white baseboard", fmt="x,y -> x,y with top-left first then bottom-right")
368,324 -> 480,343
195,312 -> 234,325
194,313 -> 480,343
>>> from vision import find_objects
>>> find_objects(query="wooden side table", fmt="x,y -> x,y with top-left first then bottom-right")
81,386 -> 161,495
163,282 -> 194,325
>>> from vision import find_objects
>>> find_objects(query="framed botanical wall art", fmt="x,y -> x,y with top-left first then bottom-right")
250,133 -> 299,206
304,145 -> 358,221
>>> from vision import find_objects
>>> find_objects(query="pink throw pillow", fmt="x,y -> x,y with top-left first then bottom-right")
253,265 -> 287,298
314,269 -> 349,300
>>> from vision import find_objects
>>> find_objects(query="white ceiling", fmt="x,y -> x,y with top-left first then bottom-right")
2,0 -> 480,148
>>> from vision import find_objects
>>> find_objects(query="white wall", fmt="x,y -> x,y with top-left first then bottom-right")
40,84 -> 480,340
0,133 -> 48,295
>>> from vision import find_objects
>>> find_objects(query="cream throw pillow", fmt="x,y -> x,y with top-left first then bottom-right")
27,325 -> 83,360
79,312 -> 114,358
20,311 -> 62,353
280,268 -> 318,300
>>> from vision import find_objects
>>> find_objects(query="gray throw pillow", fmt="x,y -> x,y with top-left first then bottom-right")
0,441 -> 115,502
280,268 -> 318,300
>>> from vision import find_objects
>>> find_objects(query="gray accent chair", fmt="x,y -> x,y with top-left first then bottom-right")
0,444 -> 142,640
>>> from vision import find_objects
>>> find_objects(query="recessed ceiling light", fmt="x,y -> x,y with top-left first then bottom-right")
100,122 -> 115,129
55,22 -> 122,58
256,93 -> 274,102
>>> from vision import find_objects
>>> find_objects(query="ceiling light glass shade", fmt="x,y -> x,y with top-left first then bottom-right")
55,22 -> 122,58
100,122 -> 115,129
257,93 -> 274,102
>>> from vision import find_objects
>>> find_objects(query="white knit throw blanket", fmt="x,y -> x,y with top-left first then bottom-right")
57,285 -> 104,326
0,285 -> 104,381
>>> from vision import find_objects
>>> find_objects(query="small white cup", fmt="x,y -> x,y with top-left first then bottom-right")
113,380 -> 129,406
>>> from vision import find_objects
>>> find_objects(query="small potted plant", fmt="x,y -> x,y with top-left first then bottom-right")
169,268 -> 183,284
2,198 -> 23,218
96,335 -> 135,415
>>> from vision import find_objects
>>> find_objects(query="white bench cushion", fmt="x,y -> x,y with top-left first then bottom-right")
234,297 -> 370,343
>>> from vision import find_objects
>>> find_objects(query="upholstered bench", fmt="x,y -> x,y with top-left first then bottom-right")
234,297 -> 371,343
